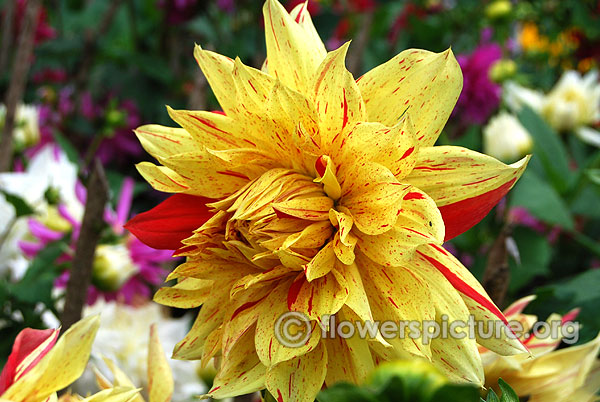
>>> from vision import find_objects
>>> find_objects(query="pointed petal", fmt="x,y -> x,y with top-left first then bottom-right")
416,244 -> 528,355
265,341 -> 327,402
193,45 -> 237,114
404,146 -> 530,240
206,326 -> 266,399
355,188 -> 444,266
263,0 -> 326,95
135,162 -> 190,194
124,193 -> 213,250
148,325 -> 174,402
134,125 -> 197,160
153,277 -> 212,309
3,316 -> 100,402
287,271 -> 348,321
357,48 -> 462,146
0,328 -> 58,394
311,42 -> 366,150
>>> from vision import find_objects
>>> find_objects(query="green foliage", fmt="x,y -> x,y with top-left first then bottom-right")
483,379 -> 520,402
317,361 -> 481,402
0,191 -> 35,217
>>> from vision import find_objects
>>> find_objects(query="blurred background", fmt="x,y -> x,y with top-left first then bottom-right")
1,0 -> 600,399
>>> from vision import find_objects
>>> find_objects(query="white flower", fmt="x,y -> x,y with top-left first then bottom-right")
0,104 -> 41,149
504,71 -> 600,147
92,244 -> 140,291
483,112 -> 533,162
0,145 -> 81,280
73,301 -> 206,402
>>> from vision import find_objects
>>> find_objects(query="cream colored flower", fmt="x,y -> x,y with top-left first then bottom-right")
505,71 -> 600,147
483,112 -> 533,162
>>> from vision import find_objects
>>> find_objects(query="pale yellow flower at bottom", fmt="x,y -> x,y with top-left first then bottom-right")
481,296 -> 600,402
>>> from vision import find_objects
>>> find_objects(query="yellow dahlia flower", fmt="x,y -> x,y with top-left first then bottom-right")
481,296 -> 600,402
126,1 -> 529,400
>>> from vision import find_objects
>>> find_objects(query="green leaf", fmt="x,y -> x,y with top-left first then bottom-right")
53,131 -> 81,164
508,227 -> 552,292
497,379 -> 519,402
517,106 -> 573,194
485,389 -> 500,402
587,169 -> 600,186
430,384 -> 481,402
0,190 -> 35,217
317,383 -> 379,402
510,169 -> 574,230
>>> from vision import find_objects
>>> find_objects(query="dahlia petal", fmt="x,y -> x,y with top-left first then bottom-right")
281,220 -> 333,251
323,309 -> 375,386
304,242 -> 336,281
159,151 -> 250,198
357,48 -> 462,147
339,163 -> 408,236
360,255 -> 434,359
265,341 -> 327,402
287,271 -> 348,321
153,278 -> 212,308
207,327 -> 266,399
355,188 -> 444,266
255,280 -> 321,366
201,325 -> 223,368
416,244 -> 528,355
166,107 -> 249,149
222,287 -> 271,360
193,45 -> 237,114
313,155 -> 341,200
125,193 -> 213,250
134,125 -> 196,160
331,230 -> 357,265
231,57 -> 276,113
271,196 -> 333,221
263,0 -> 326,95
288,1 -> 326,61
148,325 -> 174,402
311,42 -> 366,151
2,316 -> 99,402
0,328 -> 58,394
172,283 -> 231,360
135,162 -> 190,194
503,295 -> 537,319
338,117 -> 418,180
167,259 -> 260,282
404,146 -> 530,240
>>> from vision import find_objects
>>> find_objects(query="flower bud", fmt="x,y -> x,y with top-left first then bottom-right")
483,112 -> 533,162
486,0 -> 512,19
489,59 -> 517,83
92,244 -> 139,292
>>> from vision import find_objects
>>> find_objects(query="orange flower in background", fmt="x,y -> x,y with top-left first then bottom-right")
126,0 -> 530,400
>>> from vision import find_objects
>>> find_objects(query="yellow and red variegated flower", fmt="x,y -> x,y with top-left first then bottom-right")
125,0 -> 530,400
481,296 -> 600,402
0,315 -> 100,402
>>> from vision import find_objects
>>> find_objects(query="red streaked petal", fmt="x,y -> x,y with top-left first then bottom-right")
0,328 -> 58,394
125,194 -> 213,250
438,179 -> 516,241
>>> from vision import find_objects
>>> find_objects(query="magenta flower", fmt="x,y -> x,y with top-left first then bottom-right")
20,176 -> 172,305
454,42 -> 503,125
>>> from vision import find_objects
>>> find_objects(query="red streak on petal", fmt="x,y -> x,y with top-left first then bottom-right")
417,250 -> 508,326
231,298 -> 264,320
462,176 -> 498,186
287,272 -> 306,309
400,146 -> 414,160
438,179 -> 516,241
388,296 -> 399,308
413,166 -> 454,171
315,156 -> 327,177
403,192 -> 425,201
216,170 -> 249,180
341,88 -> 348,130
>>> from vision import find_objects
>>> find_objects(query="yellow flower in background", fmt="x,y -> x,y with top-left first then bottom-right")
519,22 -> 549,53
481,296 -> 600,401
0,315 -> 100,402
125,0 -> 530,400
